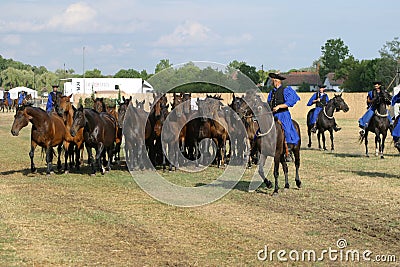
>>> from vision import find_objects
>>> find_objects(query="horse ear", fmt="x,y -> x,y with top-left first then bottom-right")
129,96 -> 132,101
122,96 -> 125,102
78,104 -> 83,111
68,94 -> 73,98
72,105 -> 77,112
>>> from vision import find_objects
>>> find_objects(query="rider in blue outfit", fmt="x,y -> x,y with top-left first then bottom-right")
307,84 -> 341,133
358,81 -> 393,137
391,91 -> 400,149
6,90 -> 12,106
267,72 -> 300,150
17,91 -> 26,105
46,85 -> 60,113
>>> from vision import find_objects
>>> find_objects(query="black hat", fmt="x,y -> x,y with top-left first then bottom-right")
372,81 -> 382,85
318,84 -> 327,88
52,85 -> 59,89
268,73 -> 286,80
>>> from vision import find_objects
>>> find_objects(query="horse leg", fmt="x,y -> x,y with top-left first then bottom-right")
374,133 -> 380,157
321,131 -> 327,151
280,153 -> 289,190
329,129 -> 334,151
87,146 -> 96,175
293,146 -> 301,188
317,131 -> 322,150
96,143 -> 105,174
307,126 -> 312,148
381,132 -> 387,159
45,146 -> 54,175
258,153 -> 272,190
29,142 -> 37,173
56,144 -> 62,172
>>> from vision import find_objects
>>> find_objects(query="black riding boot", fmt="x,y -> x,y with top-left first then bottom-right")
311,124 -> 317,133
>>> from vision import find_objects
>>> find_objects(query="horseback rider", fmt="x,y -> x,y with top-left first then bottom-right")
358,81 -> 393,137
17,90 -> 27,106
391,91 -> 400,149
46,85 -> 60,113
267,73 -> 300,161
307,84 -> 341,133
5,90 -> 12,107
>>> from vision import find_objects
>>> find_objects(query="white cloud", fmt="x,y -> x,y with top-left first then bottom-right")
47,2 -> 98,31
154,21 -> 218,47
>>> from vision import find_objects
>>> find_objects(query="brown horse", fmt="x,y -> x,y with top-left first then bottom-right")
121,102 -> 153,170
11,104 -> 69,174
55,94 -> 85,172
70,106 -> 117,175
245,95 -> 302,195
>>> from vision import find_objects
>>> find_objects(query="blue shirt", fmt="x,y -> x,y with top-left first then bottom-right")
46,91 -> 56,112
18,92 -> 26,105
307,92 -> 329,106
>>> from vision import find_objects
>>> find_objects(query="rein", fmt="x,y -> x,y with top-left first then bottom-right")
374,109 -> 388,117
257,120 -> 275,137
323,106 -> 334,120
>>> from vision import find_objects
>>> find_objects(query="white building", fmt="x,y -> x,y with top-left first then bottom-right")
63,78 -> 153,101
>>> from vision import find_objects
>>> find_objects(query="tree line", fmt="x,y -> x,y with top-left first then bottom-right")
1,37 -> 399,95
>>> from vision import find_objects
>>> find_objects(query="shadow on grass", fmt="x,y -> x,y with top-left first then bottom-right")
340,169 -> 400,179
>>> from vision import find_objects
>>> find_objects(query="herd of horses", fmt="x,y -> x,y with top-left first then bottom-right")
8,89 -> 398,195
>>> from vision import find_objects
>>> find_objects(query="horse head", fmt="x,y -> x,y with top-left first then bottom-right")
71,105 -> 85,137
332,93 -> 349,113
11,105 -> 30,136
56,94 -> 73,117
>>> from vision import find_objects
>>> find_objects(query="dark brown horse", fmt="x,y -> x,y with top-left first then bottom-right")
11,104 -> 68,174
121,102 -> 153,170
245,95 -> 302,195
360,89 -> 392,158
55,94 -> 85,172
306,94 -> 349,150
70,106 -> 117,175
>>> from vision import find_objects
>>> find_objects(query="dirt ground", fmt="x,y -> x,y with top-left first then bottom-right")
0,112 -> 399,266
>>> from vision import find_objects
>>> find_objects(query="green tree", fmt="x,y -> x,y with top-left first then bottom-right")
379,37 -> 400,88
84,68 -> 103,78
319,38 -> 351,78
114,68 -> 141,78
155,59 -> 172,74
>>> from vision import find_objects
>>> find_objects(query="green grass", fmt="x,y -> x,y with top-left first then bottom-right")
0,113 -> 399,266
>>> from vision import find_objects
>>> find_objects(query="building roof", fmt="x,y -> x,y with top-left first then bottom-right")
281,71 -> 321,86
325,72 -> 344,86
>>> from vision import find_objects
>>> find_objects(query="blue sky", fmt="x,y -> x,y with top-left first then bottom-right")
0,0 -> 399,76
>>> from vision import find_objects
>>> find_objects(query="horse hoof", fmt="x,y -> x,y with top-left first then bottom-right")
64,170 -> 69,174
90,173 -> 96,176
272,191 -> 279,197
296,180 -> 302,188
380,156 -> 384,159
284,184 -> 290,190
307,143 -> 311,148
264,181 -> 273,189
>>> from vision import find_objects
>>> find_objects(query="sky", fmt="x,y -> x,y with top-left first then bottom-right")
0,0 -> 399,76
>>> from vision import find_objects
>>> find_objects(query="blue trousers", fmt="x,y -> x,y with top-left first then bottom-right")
392,120 -> 400,141
309,107 -> 322,125
358,108 -> 392,128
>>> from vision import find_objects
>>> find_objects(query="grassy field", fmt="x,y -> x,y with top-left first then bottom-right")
0,112 -> 399,266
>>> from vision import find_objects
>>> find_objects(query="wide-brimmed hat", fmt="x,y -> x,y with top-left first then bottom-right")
52,84 -> 59,88
318,84 -> 327,88
372,81 -> 382,85
268,73 -> 286,80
